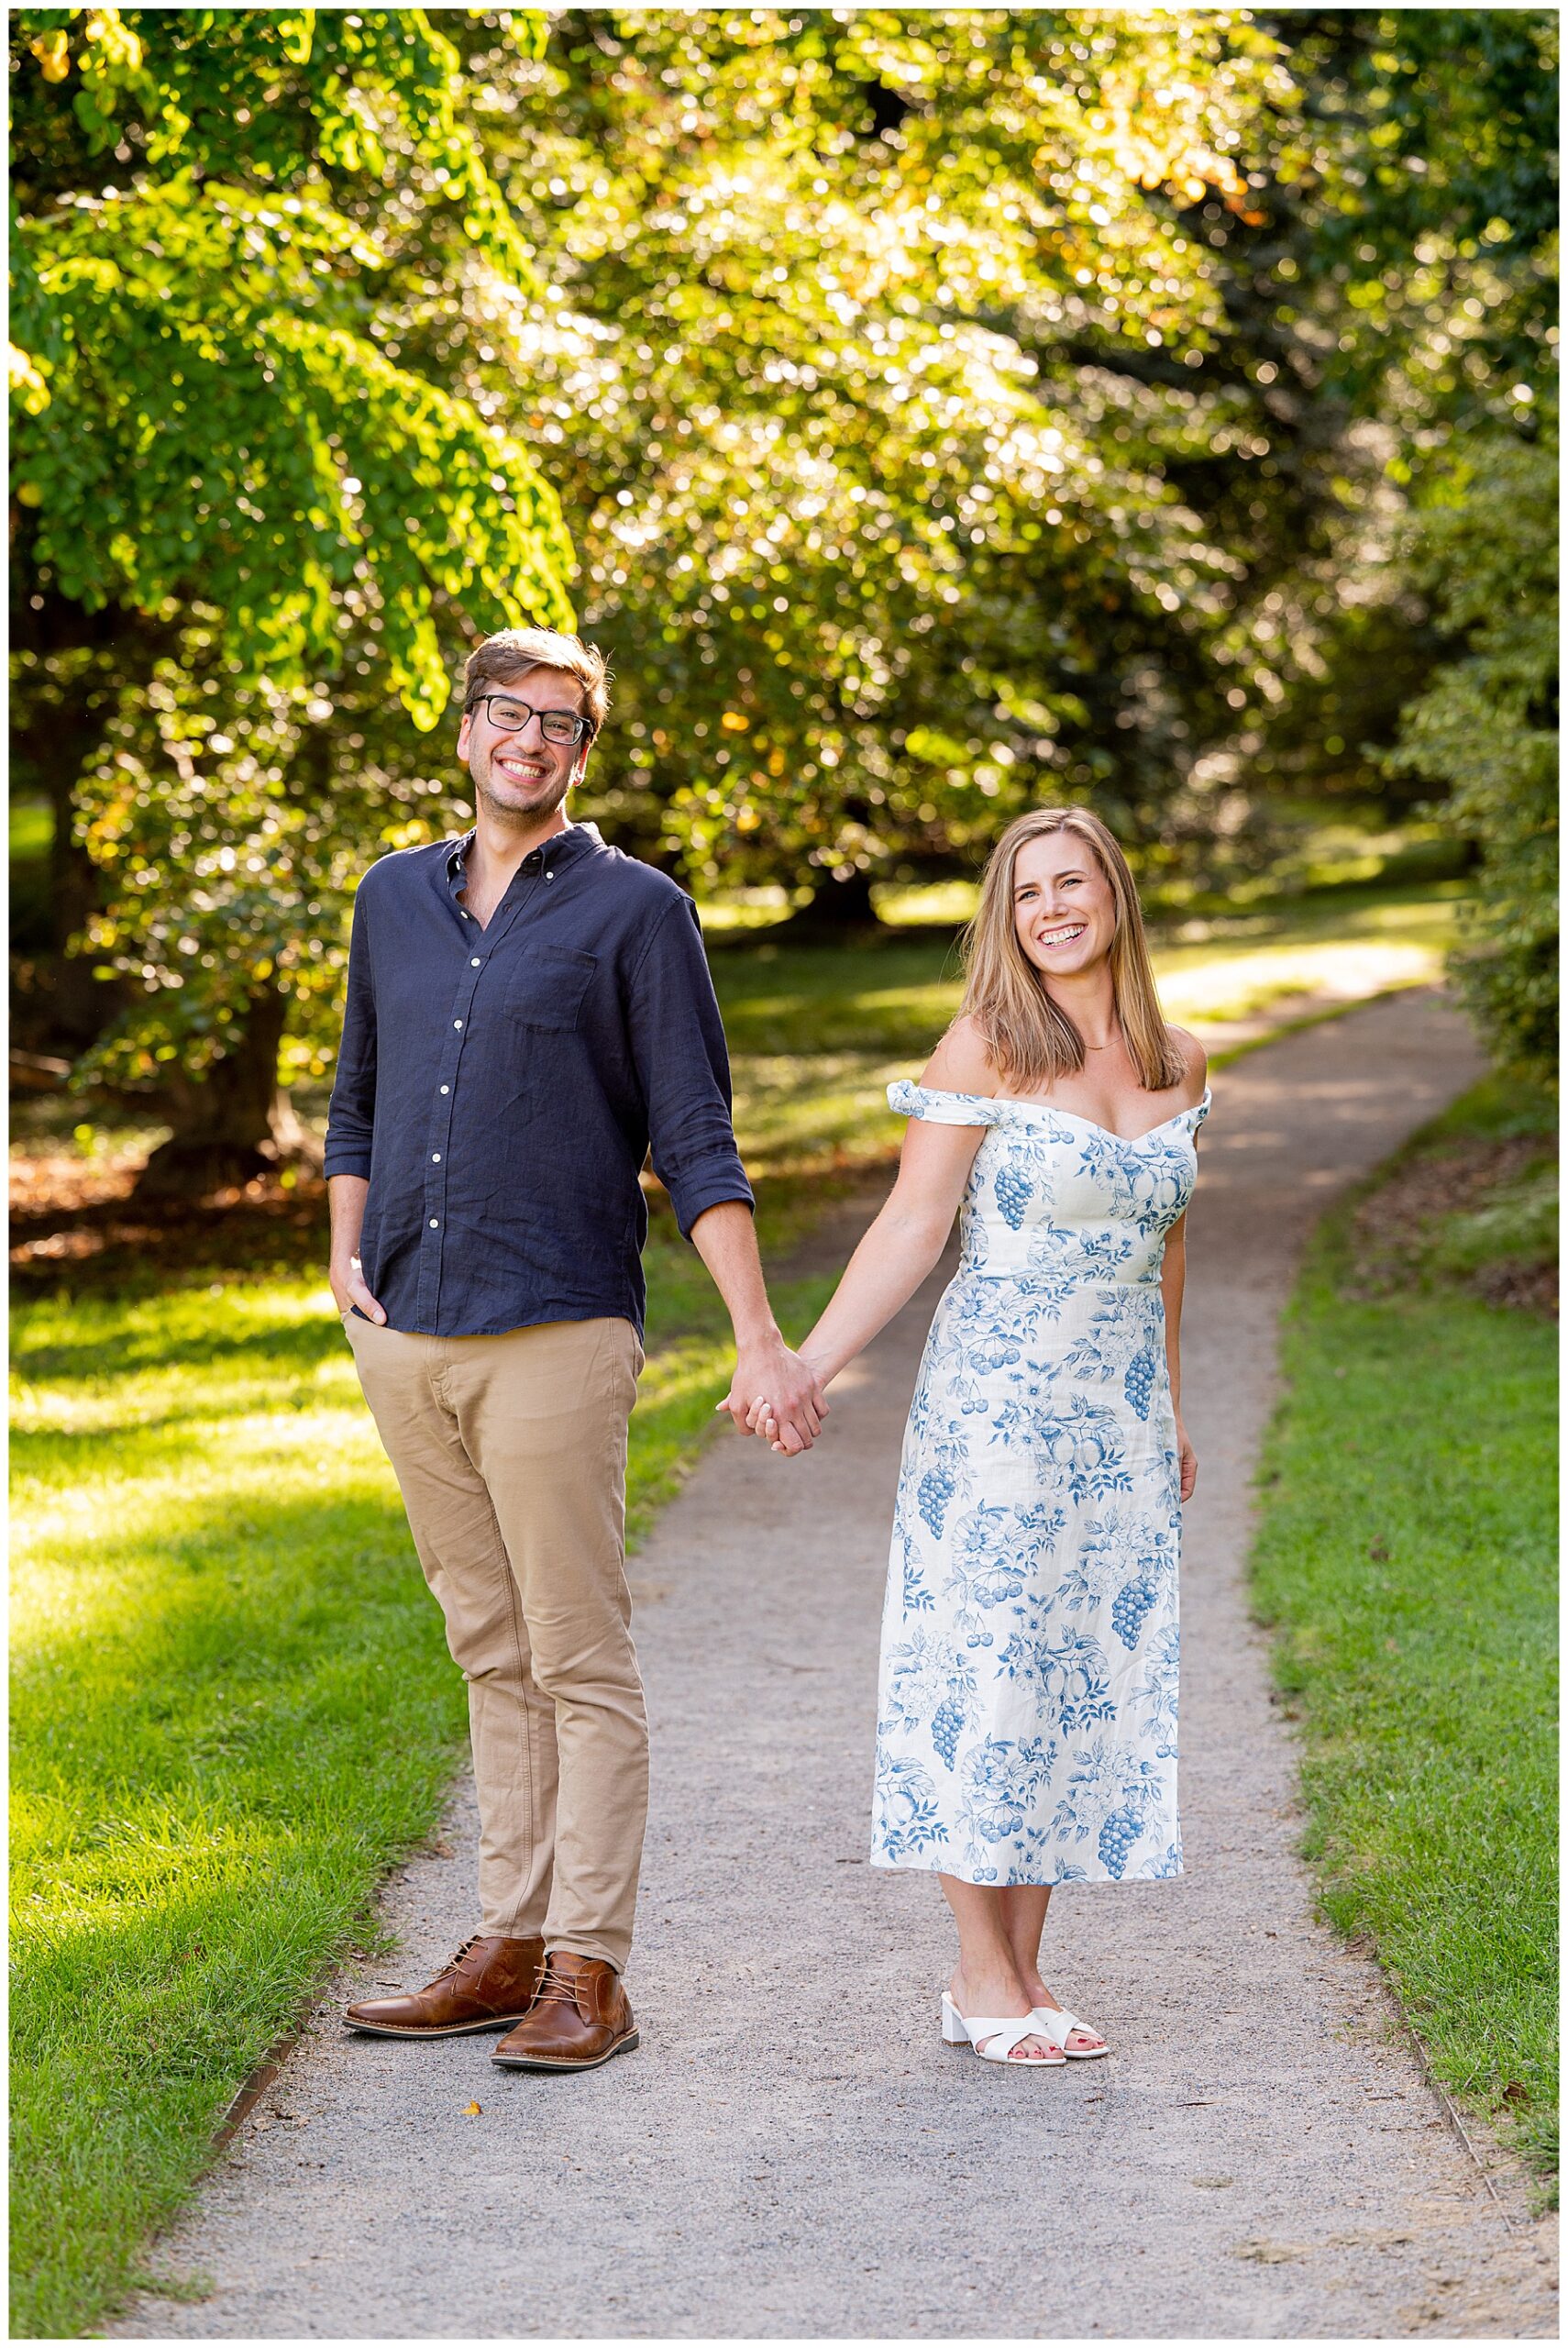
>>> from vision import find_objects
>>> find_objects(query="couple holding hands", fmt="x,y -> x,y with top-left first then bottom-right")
326,629 -> 1207,2076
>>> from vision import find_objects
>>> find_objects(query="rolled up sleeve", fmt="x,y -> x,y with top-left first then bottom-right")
324,889 -> 377,1180
626,894 -> 754,1238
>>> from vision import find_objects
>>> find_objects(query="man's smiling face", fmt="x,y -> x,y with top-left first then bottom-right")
456,664 -> 589,826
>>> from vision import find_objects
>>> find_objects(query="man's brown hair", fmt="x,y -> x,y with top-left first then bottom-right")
462,628 -> 611,737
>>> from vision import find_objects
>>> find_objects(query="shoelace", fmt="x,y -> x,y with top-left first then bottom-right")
432,1935 -> 480,1981
531,1965 -> 586,2008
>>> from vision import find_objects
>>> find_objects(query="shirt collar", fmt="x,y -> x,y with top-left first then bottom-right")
444,818 -> 602,891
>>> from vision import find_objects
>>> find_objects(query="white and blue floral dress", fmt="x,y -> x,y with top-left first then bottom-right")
871,1080 -> 1210,1888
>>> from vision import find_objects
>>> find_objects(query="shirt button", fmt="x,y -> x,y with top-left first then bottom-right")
453,1019 -> 463,1029
470,956 -> 481,967
439,1084 -> 449,1095
545,870 -> 554,881
429,1217 -> 440,1229
432,1153 -> 441,1163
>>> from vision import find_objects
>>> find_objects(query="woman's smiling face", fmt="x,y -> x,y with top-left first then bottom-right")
1010,831 -> 1117,980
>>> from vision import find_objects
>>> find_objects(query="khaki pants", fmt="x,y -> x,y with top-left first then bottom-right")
344,1313 -> 646,1973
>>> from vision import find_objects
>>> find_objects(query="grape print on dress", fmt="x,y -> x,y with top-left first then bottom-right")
871,1080 -> 1210,1886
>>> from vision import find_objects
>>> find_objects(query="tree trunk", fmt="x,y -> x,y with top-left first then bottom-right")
8,583 -> 167,1054
778,865 -> 882,937
134,980 -> 314,1199
40,758 -> 112,1045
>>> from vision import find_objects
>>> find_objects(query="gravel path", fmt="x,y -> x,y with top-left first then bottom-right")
120,991 -> 1556,2340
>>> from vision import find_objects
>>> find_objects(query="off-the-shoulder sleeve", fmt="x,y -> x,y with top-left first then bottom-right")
1187,1086 -> 1212,1134
888,1080 -> 1003,1128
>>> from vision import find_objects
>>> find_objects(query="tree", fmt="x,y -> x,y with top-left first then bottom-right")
14,9 -> 1557,1188
480,8 -> 1313,905
1236,8 -> 1558,836
1387,430 -> 1558,1081
10,6 -> 574,1189
454,8 -> 1556,906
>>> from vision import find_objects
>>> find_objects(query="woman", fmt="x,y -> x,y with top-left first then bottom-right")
754,808 -> 1209,2065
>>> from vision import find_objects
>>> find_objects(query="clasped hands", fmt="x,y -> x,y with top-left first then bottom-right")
714,1337 -> 829,1457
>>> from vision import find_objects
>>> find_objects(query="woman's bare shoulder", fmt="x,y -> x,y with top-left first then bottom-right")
921,1014 -> 1002,1097
1168,1024 -> 1209,1102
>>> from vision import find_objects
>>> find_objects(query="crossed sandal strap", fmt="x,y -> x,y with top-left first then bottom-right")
1035,2006 -> 1105,2049
968,2014 -> 1058,2064
1031,2006 -> 1079,2047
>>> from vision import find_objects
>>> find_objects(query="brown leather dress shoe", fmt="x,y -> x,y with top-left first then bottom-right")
344,1933 -> 544,2037
491,1951 -> 638,2072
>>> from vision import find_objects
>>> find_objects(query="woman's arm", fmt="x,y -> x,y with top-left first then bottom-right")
796,1119 -> 987,1387
1163,1024 -> 1207,1502
791,1017 -> 999,1390
1161,1213 -> 1187,1417
1159,1025 -> 1206,1414
1160,1213 -> 1197,1501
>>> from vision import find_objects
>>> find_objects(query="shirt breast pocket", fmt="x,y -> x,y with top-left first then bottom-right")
502,944 -> 598,1031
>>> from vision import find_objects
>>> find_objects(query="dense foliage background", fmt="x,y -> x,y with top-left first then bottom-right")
10,6 -> 1558,1187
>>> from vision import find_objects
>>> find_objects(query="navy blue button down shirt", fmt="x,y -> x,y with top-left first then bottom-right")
324,822 -> 753,1338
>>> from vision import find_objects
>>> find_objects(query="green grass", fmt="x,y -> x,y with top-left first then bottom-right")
1428,1156 -> 1557,1285
1251,1078 -> 1558,2186
9,1218 -> 832,2338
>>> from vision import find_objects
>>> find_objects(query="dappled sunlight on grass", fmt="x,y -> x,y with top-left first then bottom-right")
732,1053 -> 908,1176
1160,936 -> 1444,1024
11,1282 -> 349,1392
11,1357 -> 365,1445
875,878 -> 980,927
11,1413 -> 390,1646
1154,878 -> 1463,960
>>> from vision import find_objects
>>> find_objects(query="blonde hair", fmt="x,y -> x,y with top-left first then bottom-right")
463,627 -> 611,737
958,807 -> 1186,1095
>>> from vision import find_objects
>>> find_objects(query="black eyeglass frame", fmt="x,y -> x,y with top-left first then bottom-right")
464,692 -> 595,747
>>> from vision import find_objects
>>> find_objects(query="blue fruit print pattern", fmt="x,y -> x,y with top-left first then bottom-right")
1097,1807 -> 1143,1877
871,1078 -> 1209,1886
875,1754 -> 949,1861
1123,1346 -> 1159,1422
917,1466 -> 956,1538
1110,1572 -> 1161,1651
993,1158 -> 1034,1232
930,1696 -> 966,1769
1132,1620 -> 1181,1759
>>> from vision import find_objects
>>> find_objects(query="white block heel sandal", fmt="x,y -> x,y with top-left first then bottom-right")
1032,2005 -> 1110,2059
941,1992 -> 1066,2065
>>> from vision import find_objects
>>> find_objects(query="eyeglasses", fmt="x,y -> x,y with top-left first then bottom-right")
466,693 -> 592,747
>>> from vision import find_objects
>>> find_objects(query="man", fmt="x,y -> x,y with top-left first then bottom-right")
326,626 -> 823,2073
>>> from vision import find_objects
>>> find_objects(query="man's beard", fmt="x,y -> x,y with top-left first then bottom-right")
474,748 -> 572,826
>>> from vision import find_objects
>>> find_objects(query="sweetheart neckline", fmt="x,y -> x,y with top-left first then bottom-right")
999,1087 -> 1210,1146
898,1080 -> 1210,1146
